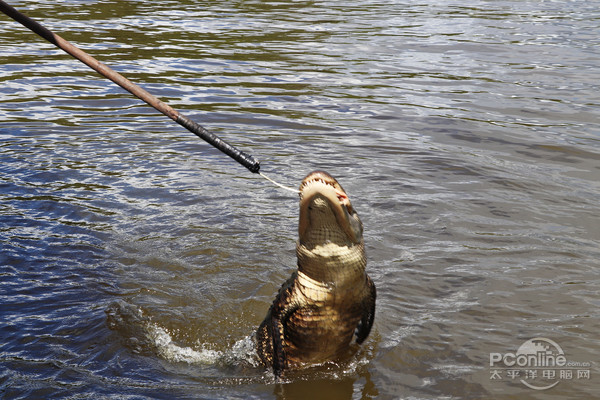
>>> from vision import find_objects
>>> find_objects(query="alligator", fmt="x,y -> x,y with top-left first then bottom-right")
256,171 -> 376,376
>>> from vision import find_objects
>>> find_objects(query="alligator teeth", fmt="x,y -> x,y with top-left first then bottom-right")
301,178 -> 335,190
300,177 -> 351,209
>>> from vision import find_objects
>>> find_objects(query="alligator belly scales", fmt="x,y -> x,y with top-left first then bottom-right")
256,171 -> 376,376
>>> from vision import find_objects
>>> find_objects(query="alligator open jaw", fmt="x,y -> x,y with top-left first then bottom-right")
298,171 -> 359,243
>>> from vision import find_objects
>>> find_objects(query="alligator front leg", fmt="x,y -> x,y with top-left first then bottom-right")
262,275 -> 301,377
356,275 -> 376,344
269,312 -> 286,377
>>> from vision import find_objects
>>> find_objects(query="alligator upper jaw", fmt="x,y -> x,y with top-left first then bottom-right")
298,171 -> 361,244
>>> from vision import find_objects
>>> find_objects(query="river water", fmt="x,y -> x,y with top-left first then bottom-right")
1,1 -> 599,399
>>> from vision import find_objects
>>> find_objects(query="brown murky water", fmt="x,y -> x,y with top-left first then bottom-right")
1,1 -> 599,399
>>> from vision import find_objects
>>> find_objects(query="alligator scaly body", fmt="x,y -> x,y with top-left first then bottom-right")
256,171 -> 376,376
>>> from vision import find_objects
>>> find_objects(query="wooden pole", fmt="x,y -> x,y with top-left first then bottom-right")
0,0 -> 260,173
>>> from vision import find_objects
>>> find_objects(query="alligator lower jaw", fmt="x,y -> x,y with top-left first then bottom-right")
298,183 -> 358,243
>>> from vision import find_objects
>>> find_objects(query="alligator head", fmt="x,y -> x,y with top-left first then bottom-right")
296,171 -> 365,283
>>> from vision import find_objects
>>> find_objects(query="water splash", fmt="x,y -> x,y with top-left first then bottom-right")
146,323 -> 222,364
105,300 -> 260,368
